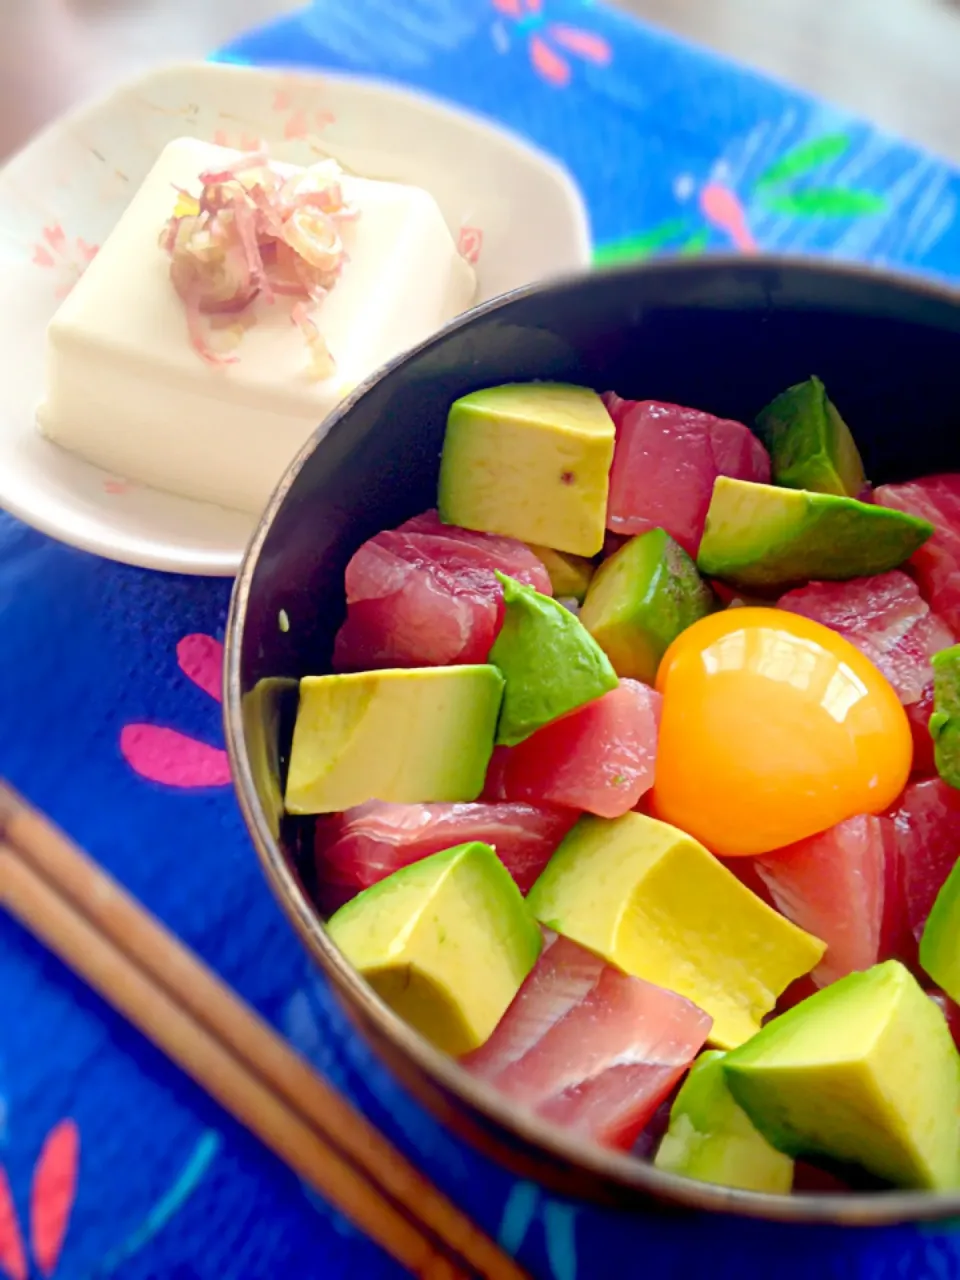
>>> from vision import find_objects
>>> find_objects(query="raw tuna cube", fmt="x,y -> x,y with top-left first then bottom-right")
874,475 -> 960,632
888,777 -> 960,947
603,397 -> 771,556
718,854 -> 776,908
879,811 -> 915,966
315,800 -> 576,899
907,686 -> 937,777
929,990 -> 960,1050
602,530 -> 629,559
778,572 -> 954,713
791,1163 -> 856,1194
482,679 -> 661,819
755,816 -> 886,987
774,975 -> 820,1014
398,511 -> 553,570
334,510 -> 551,670
463,932 -> 712,1149
631,1094 -> 678,1160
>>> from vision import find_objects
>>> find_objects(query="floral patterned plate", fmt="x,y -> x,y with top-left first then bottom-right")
0,60 -> 590,575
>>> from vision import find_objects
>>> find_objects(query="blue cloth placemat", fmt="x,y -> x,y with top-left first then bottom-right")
4,3 -> 960,1278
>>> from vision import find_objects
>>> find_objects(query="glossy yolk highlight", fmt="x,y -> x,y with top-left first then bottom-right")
651,607 -> 912,856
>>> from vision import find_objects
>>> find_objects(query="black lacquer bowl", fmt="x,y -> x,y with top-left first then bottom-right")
224,257 -> 960,1225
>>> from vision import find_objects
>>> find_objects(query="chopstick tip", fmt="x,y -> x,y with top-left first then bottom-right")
0,778 -> 25,837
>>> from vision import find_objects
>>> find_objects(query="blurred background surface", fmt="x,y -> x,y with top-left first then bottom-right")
2,0 -> 959,164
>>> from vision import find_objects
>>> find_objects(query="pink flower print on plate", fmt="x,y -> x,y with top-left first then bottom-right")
272,85 -> 336,141
458,225 -> 484,265
120,634 -> 232,789
0,1119 -> 79,1280
31,224 -> 99,298
211,128 -> 264,152
492,0 -> 612,88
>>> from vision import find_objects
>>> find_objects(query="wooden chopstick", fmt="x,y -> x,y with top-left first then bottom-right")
0,784 -> 529,1280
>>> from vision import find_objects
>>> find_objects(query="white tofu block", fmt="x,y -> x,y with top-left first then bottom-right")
37,137 -> 476,514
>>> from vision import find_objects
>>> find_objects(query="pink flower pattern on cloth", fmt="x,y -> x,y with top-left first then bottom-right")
0,1121 -> 78,1280
120,635 -> 231,789
492,0 -> 612,87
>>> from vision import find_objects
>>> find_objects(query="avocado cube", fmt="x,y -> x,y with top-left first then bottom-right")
755,376 -> 866,498
724,961 -> 960,1190
526,812 -> 825,1048
655,1050 -> 794,1193
526,544 -> 595,602
490,572 -> 618,745
328,842 -> 542,1056
438,383 -> 616,556
698,477 -> 934,589
580,527 -> 716,683
930,644 -> 960,791
920,853 -> 960,1006
285,666 -> 504,813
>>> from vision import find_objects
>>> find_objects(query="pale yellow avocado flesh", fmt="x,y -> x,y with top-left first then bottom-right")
526,812 -> 825,1048
284,666 -> 504,814
438,383 -> 615,556
327,841 -> 542,1056
724,961 -> 960,1190
526,544 -> 595,601
655,1050 -> 794,1193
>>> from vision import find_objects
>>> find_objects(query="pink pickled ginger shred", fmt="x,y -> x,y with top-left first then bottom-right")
160,151 -> 357,375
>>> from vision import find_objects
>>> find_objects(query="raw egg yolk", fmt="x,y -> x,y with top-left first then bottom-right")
651,607 -> 912,856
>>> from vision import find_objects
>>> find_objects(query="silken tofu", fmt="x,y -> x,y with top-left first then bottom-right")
37,136 -> 476,514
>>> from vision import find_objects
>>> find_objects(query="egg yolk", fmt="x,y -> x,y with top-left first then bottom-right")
651,607 -> 912,856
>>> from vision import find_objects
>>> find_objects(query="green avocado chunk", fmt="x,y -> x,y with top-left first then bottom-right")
723,960 -> 960,1191
327,842 -> 542,1056
919,856 -> 960,1004
438,382 -> 616,556
580,528 -> 716,683
697,477 -> 934,589
489,572 -> 618,746
755,376 -> 866,497
526,544 -> 595,602
285,666 -> 504,813
930,645 -> 960,790
655,1050 -> 794,1193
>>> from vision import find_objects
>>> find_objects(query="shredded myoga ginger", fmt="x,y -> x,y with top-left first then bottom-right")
160,150 -> 357,379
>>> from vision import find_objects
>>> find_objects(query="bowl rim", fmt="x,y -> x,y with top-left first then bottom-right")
225,253 -> 960,1225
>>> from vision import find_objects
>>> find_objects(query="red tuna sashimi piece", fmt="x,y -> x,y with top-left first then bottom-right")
755,815 -> 885,987
879,810 -> 915,965
889,777 -> 960,946
775,974 -> 820,1014
631,1094 -> 678,1160
792,1163 -> 856,1194
602,530 -> 629,559
483,679 -> 661,819
718,854 -> 776,908
929,991 -> 960,1050
874,474 -> 960,631
463,932 -> 712,1149
907,686 -> 937,776
315,801 -> 577,898
334,511 -> 551,670
397,510 -> 550,577
778,571 -> 954,708
602,397 -> 771,555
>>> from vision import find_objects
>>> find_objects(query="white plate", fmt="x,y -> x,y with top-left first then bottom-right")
0,61 -> 591,575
